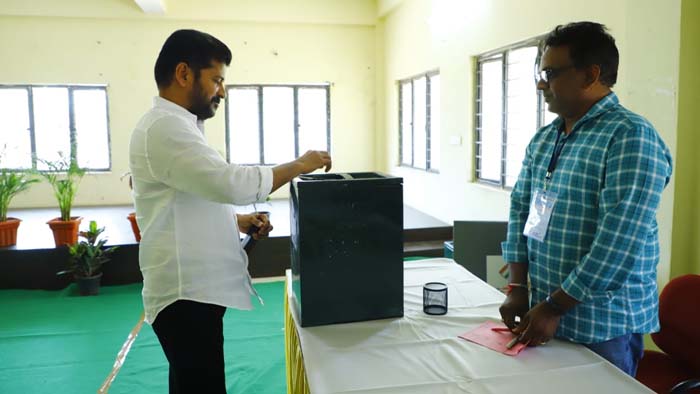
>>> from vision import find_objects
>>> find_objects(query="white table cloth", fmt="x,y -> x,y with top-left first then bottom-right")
286,258 -> 653,394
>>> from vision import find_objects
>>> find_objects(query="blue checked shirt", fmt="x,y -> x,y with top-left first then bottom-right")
501,92 -> 672,344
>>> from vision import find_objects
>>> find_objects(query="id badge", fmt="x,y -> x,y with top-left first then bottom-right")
523,188 -> 558,242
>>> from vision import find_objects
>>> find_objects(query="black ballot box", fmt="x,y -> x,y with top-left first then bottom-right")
290,172 -> 404,327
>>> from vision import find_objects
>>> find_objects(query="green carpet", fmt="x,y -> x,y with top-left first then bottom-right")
0,281 -> 286,394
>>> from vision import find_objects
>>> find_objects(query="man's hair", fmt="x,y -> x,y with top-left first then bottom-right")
154,29 -> 232,89
544,22 -> 619,87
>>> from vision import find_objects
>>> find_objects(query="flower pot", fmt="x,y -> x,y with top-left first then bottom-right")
47,217 -> 83,247
76,272 -> 102,296
0,218 -> 21,248
127,212 -> 141,242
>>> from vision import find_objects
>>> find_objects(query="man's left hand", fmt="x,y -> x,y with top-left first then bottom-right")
512,301 -> 562,347
237,212 -> 273,240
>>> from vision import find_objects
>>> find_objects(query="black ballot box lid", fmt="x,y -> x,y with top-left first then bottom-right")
290,172 -> 404,327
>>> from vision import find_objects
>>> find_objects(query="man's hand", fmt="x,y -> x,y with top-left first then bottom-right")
512,301 -> 562,347
297,150 -> 332,174
237,212 -> 273,240
499,287 -> 529,330
271,150 -> 333,193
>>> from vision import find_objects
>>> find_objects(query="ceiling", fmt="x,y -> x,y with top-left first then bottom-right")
0,0 -> 404,25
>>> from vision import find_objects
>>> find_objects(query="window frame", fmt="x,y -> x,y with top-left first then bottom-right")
225,84 -> 331,165
474,37 -> 549,189
0,84 -> 112,172
398,70 -> 440,173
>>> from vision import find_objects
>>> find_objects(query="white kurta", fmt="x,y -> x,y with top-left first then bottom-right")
129,96 -> 273,324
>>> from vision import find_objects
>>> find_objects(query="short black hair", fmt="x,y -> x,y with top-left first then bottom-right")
154,29 -> 232,89
544,22 -> 619,87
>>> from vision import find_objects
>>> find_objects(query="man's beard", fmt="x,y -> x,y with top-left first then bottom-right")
189,81 -> 220,120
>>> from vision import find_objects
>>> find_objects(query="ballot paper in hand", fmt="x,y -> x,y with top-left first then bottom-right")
459,321 -> 527,356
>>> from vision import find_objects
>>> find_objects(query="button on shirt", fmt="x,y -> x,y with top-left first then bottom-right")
129,97 -> 273,324
501,92 -> 673,343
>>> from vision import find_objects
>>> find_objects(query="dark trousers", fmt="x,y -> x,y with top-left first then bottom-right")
152,300 -> 228,394
585,333 -> 644,377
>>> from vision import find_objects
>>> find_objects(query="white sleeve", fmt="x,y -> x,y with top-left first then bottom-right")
144,115 -> 273,205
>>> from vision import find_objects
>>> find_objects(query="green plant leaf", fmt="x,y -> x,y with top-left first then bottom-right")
36,152 -> 85,221
59,220 -> 118,279
0,170 -> 39,221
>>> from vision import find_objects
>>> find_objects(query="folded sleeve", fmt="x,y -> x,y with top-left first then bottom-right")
145,115 -> 272,205
560,124 -> 672,302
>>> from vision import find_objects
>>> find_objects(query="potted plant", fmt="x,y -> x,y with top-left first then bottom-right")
57,220 -> 118,296
0,170 -> 39,247
38,153 -> 85,246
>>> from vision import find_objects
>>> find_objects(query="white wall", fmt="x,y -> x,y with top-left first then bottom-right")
1,6 -> 377,206
0,0 -> 377,25
1,0 -> 683,285
379,0 -> 680,284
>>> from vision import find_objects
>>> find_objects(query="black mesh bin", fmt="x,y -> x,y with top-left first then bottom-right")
423,282 -> 448,315
290,172 -> 404,327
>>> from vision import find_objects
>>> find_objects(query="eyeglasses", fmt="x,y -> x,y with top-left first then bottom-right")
535,65 -> 575,83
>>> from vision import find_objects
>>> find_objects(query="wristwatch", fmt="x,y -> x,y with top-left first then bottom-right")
545,294 -> 567,315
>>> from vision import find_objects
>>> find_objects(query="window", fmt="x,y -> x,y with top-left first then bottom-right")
0,85 -> 111,171
475,39 -> 557,188
226,85 -> 330,165
399,71 -> 440,171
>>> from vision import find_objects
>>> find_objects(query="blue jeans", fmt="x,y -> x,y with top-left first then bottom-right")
585,333 -> 644,376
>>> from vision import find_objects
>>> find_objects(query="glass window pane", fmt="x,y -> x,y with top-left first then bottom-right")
504,174 -> 520,187
0,88 -> 32,169
413,77 -> 427,169
228,88 -> 260,164
400,81 -> 412,166
429,75 -> 440,171
479,59 -> 503,182
262,87 -> 294,164
505,47 -> 539,187
74,89 -> 109,169
298,88 -> 328,153
33,87 -> 71,170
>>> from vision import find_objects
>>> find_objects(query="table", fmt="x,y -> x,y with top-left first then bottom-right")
284,258 -> 653,394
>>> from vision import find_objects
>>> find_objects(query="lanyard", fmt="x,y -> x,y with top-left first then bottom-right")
544,130 -> 567,188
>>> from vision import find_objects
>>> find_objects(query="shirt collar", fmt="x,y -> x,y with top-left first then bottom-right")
572,92 -> 619,131
153,96 -> 198,123
153,96 -> 205,133
579,91 -> 619,122
550,91 -> 619,135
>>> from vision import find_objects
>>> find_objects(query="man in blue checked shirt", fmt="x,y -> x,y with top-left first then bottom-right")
499,21 -> 672,377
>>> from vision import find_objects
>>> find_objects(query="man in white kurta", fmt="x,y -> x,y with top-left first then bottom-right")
129,29 -> 331,393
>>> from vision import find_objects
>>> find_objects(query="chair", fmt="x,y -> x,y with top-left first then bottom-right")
636,274 -> 700,393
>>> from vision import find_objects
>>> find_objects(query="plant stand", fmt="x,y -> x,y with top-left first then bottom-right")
0,218 -> 21,247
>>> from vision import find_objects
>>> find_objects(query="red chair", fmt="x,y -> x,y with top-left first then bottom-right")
636,274 -> 700,393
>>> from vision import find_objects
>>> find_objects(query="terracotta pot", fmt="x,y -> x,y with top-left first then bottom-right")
47,217 -> 83,247
0,218 -> 21,248
127,212 -> 141,242
76,272 -> 103,296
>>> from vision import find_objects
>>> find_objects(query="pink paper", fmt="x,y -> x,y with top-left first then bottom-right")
459,321 -> 527,356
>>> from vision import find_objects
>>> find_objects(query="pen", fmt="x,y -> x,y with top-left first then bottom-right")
506,335 -> 521,349
490,327 -> 511,332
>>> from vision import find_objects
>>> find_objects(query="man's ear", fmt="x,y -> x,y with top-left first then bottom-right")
582,64 -> 601,90
174,62 -> 192,88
